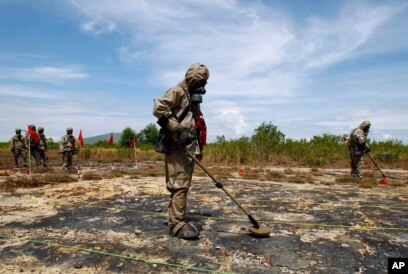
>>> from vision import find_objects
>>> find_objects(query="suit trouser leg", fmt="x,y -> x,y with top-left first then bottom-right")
165,149 -> 195,233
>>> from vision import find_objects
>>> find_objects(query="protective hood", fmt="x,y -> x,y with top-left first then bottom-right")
359,120 -> 371,130
184,63 -> 209,90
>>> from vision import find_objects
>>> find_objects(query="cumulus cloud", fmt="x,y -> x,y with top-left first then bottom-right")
2,1 -> 404,142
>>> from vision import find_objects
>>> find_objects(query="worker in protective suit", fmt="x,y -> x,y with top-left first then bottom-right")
26,124 -> 42,166
153,63 -> 209,239
10,128 -> 27,167
59,127 -> 77,171
38,127 -> 48,167
348,121 -> 371,179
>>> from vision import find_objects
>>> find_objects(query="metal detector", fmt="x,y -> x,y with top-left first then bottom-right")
366,153 -> 390,184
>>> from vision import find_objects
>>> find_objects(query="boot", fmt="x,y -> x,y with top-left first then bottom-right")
170,222 -> 199,239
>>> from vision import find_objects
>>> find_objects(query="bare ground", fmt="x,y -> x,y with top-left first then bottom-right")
0,161 -> 407,274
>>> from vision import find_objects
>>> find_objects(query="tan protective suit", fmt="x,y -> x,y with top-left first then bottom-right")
59,134 -> 77,170
348,121 -> 371,179
10,134 -> 27,167
153,63 -> 209,235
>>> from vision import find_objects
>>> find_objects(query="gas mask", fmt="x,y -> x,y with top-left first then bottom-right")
190,81 -> 207,105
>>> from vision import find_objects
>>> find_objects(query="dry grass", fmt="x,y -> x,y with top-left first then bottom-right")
40,173 -> 77,183
31,167 -> 56,174
82,172 -> 103,181
0,173 -> 76,191
336,175 -> 352,184
357,178 -> 378,189
0,170 -> 11,177
264,170 -> 284,181
1,177 -> 46,190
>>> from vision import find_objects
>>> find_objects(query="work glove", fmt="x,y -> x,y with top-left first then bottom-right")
167,118 -> 183,133
176,129 -> 195,147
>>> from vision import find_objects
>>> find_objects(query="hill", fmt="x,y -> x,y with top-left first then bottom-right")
83,133 -> 121,144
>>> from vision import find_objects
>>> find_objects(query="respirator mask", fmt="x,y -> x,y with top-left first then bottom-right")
190,81 -> 207,105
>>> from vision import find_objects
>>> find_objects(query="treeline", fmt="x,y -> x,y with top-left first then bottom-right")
204,122 -> 408,168
1,122 -> 407,168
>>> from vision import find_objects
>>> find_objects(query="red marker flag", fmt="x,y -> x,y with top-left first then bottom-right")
129,136 -> 136,148
78,129 -> 84,147
28,125 -> 40,143
195,117 -> 207,146
108,133 -> 114,145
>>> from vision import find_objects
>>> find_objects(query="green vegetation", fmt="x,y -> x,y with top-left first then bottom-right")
119,127 -> 136,148
1,122 -> 407,168
136,123 -> 159,145
204,122 -> 408,168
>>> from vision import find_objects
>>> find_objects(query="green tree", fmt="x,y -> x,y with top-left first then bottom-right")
251,122 -> 285,161
251,122 -> 285,148
119,127 -> 136,148
136,123 -> 159,145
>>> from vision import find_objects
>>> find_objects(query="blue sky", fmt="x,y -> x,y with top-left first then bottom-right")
1,0 -> 407,143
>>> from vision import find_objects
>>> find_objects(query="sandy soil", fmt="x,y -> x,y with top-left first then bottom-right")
0,162 -> 407,273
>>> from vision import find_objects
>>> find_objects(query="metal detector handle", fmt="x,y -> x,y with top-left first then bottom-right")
366,153 -> 386,178
184,150 -> 260,229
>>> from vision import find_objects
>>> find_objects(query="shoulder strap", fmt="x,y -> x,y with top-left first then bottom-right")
172,89 -> 191,123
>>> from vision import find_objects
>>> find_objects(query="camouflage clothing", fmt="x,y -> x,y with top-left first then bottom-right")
10,134 -> 27,167
153,63 -> 209,236
38,130 -> 48,167
348,121 -> 371,179
59,133 -> 77,170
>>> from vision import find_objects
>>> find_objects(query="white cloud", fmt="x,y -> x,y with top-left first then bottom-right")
3,1 -> 407,143
0,66 -> 88,83
206,100 -> 249,137
81,20 -> 116,35
0,85 -> 62,99
0,84 -> 152,141
298,2 -> 405,69
65,1 -> 407,100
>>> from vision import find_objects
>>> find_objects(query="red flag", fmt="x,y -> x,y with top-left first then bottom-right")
129,136 -> 136,148
195,113 -> 207,145
108,133 -> 114,145
28,125 -> 40,143
78,129 -> 84,147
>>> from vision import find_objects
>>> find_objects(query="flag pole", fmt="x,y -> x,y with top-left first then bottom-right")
77,129 -> 84,178
27,129 -> 31,179
134,143 -> 138,167
110,132 -> 113,171
78,143 -> 81,179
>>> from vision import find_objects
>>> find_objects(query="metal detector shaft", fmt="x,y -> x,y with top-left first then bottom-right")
366,153 -> 386,178
185,150 -> 260,229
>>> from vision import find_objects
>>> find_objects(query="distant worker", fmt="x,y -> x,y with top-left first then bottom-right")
348,120 -> 371,179
10,128 -> 27,168
153,63 -> 209,239
38,127 -> 48,167
59,127 -> 77,170
27,124 -> 42,166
